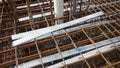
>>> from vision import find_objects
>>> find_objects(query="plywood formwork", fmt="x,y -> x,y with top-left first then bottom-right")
0,0 -> 120,68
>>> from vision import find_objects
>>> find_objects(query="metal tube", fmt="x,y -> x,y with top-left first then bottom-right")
53,0 -> 64,23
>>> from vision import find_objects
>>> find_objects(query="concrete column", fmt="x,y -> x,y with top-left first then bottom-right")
53,0 -> 64,23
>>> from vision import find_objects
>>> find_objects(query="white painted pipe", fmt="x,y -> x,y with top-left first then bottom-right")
12,11 -> 104,46
53,0 -> 64,23
12,21 -> 110,40
15,36 -> 120,68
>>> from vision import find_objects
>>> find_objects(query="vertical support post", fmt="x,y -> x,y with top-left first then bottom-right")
49,0 -> 54,25
53,0 -> 64,24
7,0 -> 18,33
72,0 -> 76,13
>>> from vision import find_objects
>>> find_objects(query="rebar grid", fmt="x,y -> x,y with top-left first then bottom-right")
0,0 -> 120,68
